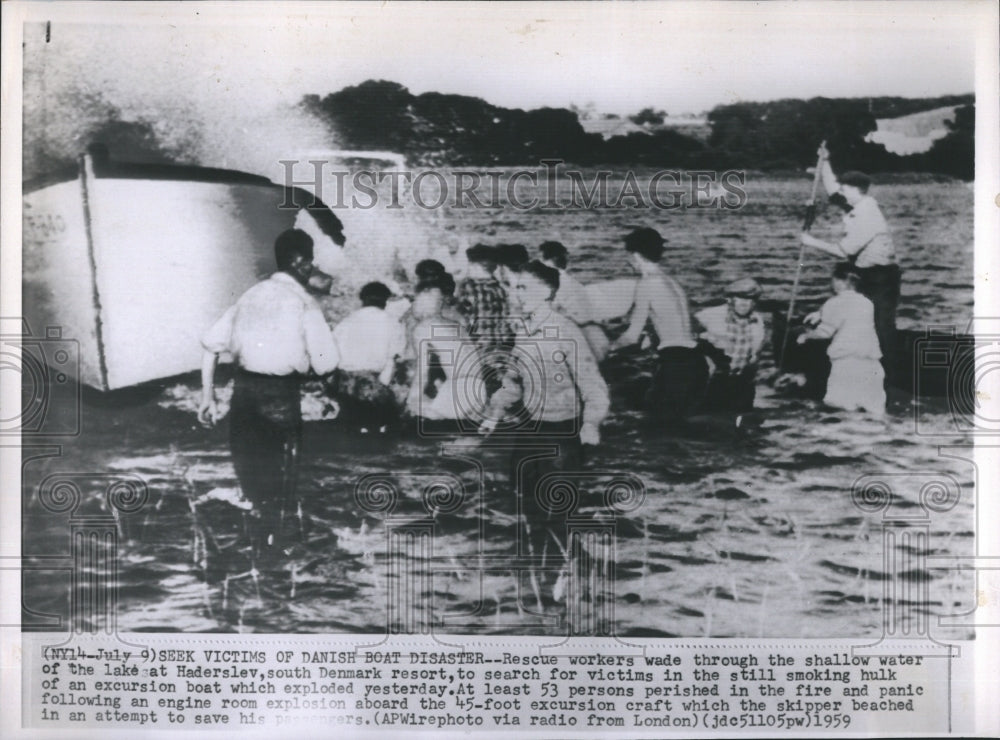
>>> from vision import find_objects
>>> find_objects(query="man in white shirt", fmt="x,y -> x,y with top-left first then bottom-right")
538,241 -> 592,324
539,240 -> 610,360
800,144 -> 900,376
328,282 -> 407,432
797,263 -> 885,416
608,227 -> 707,427
199,229 -> 340,555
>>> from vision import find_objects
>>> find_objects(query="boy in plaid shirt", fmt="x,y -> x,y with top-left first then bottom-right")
695,277 -> 766,414
456,245 -> 512,389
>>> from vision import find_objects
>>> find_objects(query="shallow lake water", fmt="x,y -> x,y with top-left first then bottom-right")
21,174 -> 977,638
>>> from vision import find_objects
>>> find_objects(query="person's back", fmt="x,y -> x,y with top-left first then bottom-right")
198,228 -> 338,554
640,268 -> 696,349
821,290 -> 882,361
333,305 -> 406,373
223,273 -> 336,375
798,264 -> 885,416
327,282 -> 406,432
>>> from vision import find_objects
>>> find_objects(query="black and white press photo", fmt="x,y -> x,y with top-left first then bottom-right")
3,1 -> 998,736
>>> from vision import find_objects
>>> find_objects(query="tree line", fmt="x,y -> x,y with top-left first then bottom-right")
24,80 -> 974,183
301,81 -> 973,178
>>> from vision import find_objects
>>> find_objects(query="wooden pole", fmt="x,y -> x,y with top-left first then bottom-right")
778,143 -> 826,370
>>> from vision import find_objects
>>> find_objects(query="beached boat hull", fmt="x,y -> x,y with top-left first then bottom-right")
23,154 -> 344,391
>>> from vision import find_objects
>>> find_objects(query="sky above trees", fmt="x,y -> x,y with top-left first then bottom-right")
20,3 -> 978,121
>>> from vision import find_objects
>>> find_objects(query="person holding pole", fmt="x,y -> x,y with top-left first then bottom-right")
799,143 -> 899,379
779,143 -> 827,371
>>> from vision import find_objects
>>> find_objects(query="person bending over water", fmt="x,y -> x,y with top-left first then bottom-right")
798,263 -> 886,417
609,227 -> 707,427
800,143 -> 899,379
539,240 -> 610,361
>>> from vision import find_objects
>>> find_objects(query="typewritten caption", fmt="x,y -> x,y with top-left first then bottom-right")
24,637 -> 953,733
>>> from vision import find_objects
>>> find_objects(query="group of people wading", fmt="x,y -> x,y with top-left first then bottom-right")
197,146 -> 898,564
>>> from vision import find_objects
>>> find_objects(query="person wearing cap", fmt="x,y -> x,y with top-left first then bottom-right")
797,262 -> 886,416
609,227 -> 707,425
327,281 -> 407,432
695,277 -> 766,414
199,228 -> 340,555
800,144 -> 899,374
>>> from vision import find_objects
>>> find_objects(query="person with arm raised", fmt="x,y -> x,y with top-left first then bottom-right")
800,143 -> 899,377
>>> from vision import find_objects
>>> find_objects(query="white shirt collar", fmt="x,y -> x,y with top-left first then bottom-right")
270,271 -> 313,300
524,305 -> 555,336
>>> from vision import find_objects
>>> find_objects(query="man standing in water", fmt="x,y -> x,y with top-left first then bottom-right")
609,227 -> 707,427
695,276 -> 766,415
800,143 -> 899,378
198,229 -> 340,556
483,261 -> 609,570
539,240 -> 610,361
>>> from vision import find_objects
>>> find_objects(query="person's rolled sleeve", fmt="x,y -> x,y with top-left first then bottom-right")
201,305 -> 236,355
